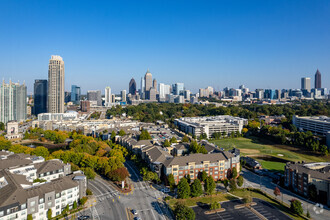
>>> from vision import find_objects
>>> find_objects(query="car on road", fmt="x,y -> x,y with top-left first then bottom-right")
78,216 -> 90,219
161,187 -> 170,193
131,209 -> 137,215
133,217 -> 141,220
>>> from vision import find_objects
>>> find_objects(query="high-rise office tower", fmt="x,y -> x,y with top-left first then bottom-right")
0,80 -> 27,123
105,87 -> 112,104
48,55 -> 65,113
87,90 -> 102,106
129,78 -> 137,95
64,91 -> 71,103
301,77 -> 311,91
34,80 -> 47,115
315,69 -> 321,89
121,90 -> 127,102
71,85 -> 81,104
144,69 -> 153,93
173,83 -> 184,95
153,79 -> 157,92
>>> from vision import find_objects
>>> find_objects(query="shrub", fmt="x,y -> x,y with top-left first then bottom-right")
210,201 -> 221,210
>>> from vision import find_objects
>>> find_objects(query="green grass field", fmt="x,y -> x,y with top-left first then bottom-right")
210,136 -> 328,163
258,160 -> 286,173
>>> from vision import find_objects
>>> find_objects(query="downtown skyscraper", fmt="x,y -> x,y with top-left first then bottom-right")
34,79 -> 48,115
315,69 -> 322,89
301,77 -> 311,91
0,80 -> 27,123
48,55 -> 65,113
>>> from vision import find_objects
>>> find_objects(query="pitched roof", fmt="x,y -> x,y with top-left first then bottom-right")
34,160 -> 65,175
145,147 -> 172,164
163,152 -> 226,167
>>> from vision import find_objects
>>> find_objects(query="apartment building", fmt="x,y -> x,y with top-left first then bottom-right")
292,115 -> 330,136
0,151 -> 86,220
174,115 -> 248,138
163,149 -> 240,184
285,161 -> 330,206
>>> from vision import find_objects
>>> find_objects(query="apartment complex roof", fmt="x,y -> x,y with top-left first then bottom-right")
286,162 -> 330,181
163,152 -> 227,167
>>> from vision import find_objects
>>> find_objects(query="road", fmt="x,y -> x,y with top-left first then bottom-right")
242,168 -> 330,220
121,160 -> 172,220
88,177 -> 128,220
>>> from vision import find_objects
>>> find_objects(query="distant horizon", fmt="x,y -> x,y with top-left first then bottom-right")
0,0 -> 329,94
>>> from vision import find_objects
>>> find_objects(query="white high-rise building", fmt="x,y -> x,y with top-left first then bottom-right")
121,90 -> 127,102
144,69 -> 153,93
105,86 -> 112,104
48,55 -> 65,113
159,83 -> 171,99
0,80 -> 27,123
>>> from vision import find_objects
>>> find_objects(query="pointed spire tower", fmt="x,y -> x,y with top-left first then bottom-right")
315,69 -> 321,89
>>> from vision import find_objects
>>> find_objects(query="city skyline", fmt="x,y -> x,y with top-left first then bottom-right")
0,0 -> 330,93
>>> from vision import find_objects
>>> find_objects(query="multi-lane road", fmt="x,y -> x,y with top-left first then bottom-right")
85,161 -> 173,220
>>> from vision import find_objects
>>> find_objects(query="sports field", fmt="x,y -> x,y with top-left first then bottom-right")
210,136 -> 328,163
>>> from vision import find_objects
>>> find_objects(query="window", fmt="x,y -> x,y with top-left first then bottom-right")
21,204 -> 26,209
214,167 -> 218,170
48,197 -> 52,201
56,193 -> 60,199
48,202 -> 52,206
40,173 -> 44,177
39,198 -> 44,204
30,201 -> 35,206
56,205 -> 60,209
39,204 -> 43,209
0,211 -> 3,217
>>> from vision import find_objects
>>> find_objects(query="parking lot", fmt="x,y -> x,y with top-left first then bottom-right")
194,198 -> 291,220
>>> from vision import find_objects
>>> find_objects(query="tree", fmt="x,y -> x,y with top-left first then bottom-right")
108,167 -> 129,182
0,122 -> 5,131
190,179 -> 203,197
290,199 -> 303,215
27,214 -> 33,220
111,131 -> 116,142
47,209 -> 52,219
73,201 -> 77,209
83,167 -> 96,179
231,167 -> 237,179
204,176 -> 216,195
210,201 -> 221,210
200,171 -> 208,183
182,135 -> 189,143
139,129 -> 151,140
86,189 -> 93,195
199,133 -> 207,140
32,146 -> 50,158
163,139 -> 171,147
320,145 -> 328,156
177,178 -> 191,199
237,176 -> 244,187
174,203 -> 195,220
229,179 -> 237,191
79,197 -> 88,206
170,136 -> 177,143
274,187 -> 281,197
223,179 -> 229,189
168,174 -> 175,191
242,194 -> 252,204
118,129 -> 126,136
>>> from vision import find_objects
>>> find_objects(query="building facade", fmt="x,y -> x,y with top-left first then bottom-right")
292,115 -> 330,136
87,90 -> 102,106
175,115 -> 248,138
71,85 -> 81,104
0,80 -> 27,124
315,69 -> 322,89
48,55 -> 65,113
301,77 -> 311,92
285,161 -> 330,206
129,78 -> 136,95
34,80 -> 48,116
0,151 -> 86,220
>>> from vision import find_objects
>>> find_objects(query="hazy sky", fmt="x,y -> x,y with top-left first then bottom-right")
0,0 -> 329,94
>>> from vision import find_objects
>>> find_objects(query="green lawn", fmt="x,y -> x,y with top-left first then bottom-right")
258,160 -> 286,173
210,137 -> 328,162
168,193 -> 236,208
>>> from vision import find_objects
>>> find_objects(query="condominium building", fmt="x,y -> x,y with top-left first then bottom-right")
87,90 -> 101,106
0,151 -> 86,220
105,87 -> 112,104
292,115 -> 330,136
284,161 -> 330,206
0,80 -> 27,123
163,149 -> 240,184
174,115 -> 248,138
48,55 -> 65,113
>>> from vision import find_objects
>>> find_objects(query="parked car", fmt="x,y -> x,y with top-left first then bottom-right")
132,209 -> 137,215
134,217 -> 142,220
161,187 -> 170,193
78,216 -> 90,220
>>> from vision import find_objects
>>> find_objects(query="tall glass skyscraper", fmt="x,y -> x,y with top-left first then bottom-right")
0,80 -> 27,123
34,80 -> 48,115
315,69 -> 322,89
71,85 -> 81,104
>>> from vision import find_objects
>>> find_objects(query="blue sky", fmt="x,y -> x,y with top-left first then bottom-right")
0,0 -> 329,94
